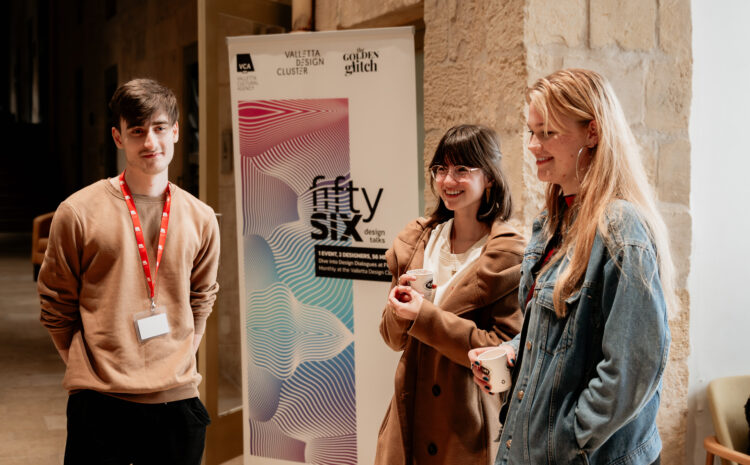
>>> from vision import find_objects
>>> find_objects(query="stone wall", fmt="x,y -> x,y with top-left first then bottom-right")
423,0 -> 528,223
316,0 -> 423,30
316,0 -> 691,462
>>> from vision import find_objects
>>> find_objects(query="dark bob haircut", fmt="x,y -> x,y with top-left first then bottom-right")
109,78 -> 179,129
427,124 -> 513,227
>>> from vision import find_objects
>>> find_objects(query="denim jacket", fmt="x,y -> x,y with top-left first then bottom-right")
494,200 -> 670,465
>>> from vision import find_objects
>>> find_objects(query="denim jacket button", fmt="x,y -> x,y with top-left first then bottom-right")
518,390 -> 524,400
505,439 -> 512,449
526,341 -> 532,350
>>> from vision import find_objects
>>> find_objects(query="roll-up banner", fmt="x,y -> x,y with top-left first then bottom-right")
227,27 -> 419,464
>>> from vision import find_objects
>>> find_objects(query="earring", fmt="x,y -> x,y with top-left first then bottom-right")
575,147 -> 585,183
485,186 -> 491,203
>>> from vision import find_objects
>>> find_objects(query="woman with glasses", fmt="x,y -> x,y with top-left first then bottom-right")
375,124 -> 526,465
470,69 -> 675,465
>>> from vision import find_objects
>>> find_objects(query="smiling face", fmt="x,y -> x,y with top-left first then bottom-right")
111,111 -> 179,178
527,102 -> 597,195
435,164 -> 490,217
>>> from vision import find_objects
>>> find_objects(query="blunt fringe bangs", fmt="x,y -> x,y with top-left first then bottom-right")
427,124 -> 513,227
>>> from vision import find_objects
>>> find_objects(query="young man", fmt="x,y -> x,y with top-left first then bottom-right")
38,78 -> 220,464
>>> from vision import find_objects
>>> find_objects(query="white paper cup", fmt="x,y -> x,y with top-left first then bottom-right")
406,269 -> 434,302
477,346 -> 512,393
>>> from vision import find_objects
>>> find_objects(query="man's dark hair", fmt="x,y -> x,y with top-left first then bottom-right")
109,78 -> 179,129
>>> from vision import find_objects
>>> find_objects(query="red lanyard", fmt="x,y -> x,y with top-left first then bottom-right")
118,171 -> 171,308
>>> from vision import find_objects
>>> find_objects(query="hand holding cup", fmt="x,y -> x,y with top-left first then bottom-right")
469,345 -> 515,394
395,274 -> 416,302
405,269 -> 434,302
388,285 -> 423,320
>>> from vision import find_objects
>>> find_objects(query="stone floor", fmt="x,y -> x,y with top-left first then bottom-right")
0,233 -> 243,464
0,233 -> 67,464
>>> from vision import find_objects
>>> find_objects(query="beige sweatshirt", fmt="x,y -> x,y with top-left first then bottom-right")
38,179 -> 220,403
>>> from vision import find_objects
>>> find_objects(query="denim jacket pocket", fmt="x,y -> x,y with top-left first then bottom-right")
552,403 -> 589,465
535,285 -> 581,355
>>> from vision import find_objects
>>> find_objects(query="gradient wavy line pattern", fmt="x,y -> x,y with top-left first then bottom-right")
247,282 -> 354,380
239,98 -> 357,464
307,435 -> 358,465
265,222 -> 354,331
240,115 -> 350,236
241,160 -> 300,238
246,346 -> 356,463
247,417 -> 306,461
274,345 -> 357,440
238,99 -> 348,158
252,120 -> 351,195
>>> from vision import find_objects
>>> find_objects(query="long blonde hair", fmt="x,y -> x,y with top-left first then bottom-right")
530,69 -> 677,318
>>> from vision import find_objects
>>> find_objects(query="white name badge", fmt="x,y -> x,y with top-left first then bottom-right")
134,307 -> 170,343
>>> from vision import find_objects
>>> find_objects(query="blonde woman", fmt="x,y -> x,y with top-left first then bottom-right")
376,125 -> 526,465
470,69 -> 675,465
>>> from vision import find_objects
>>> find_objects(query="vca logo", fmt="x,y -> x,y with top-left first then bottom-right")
237,53 -> 255,72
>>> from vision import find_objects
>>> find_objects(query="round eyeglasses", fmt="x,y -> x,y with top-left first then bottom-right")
429,165 -> 481,181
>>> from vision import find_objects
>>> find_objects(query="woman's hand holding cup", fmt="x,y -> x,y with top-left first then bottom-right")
404,269 -> 434,302
469,344 -> 516,395
394,274 -> 416,302
388,285 -> 423,320
387,270 -> 439,320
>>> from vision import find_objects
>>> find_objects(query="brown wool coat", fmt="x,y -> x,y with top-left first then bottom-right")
375,218 -> 526,465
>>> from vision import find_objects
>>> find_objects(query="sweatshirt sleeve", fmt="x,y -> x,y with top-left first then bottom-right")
38,202 -> 83,352
190,210 -> 220,336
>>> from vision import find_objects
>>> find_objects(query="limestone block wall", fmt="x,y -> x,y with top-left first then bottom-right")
524,1 -> 692,462
316,0 -> 423,29
422,0 -> 527,222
